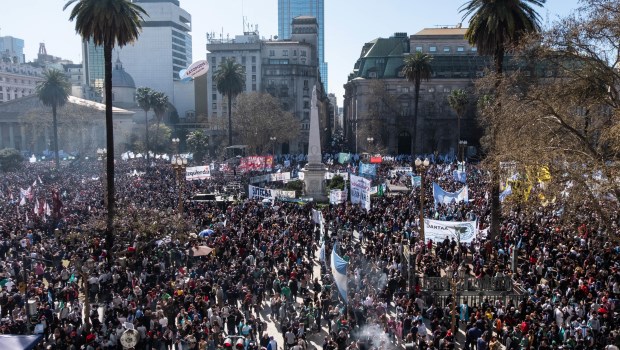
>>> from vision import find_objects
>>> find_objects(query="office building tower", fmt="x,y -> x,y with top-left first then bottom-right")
0,36 -> 25,64
113,0 -> 194,116
278,0 -> 327,92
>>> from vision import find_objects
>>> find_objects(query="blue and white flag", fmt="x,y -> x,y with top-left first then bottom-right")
359,163 -> 377,177
319,241 -> 326,263
453,170 -> 467,184
432,182 -> 468,206
330,245 -> 349,303
411,176 -> 421,188
499,185 -> 512,202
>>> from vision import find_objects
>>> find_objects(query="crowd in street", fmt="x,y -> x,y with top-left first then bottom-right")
0,155 -> 619,350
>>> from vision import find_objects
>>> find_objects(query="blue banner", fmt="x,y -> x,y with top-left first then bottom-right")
359,162 -> 377,177
453,170 -> 467,183
432,182 -> 469,206
338,152 -> 351,164
411,176 -> 421,187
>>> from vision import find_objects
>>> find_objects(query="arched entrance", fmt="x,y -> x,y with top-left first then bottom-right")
397,130 -> 411,155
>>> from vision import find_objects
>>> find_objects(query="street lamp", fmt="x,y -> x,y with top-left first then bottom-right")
171,156 -> 188,216
96,148 -> 107,205
269,136 -> 277,155
172,138 -> 180,155
458,140 -> 468,162
74,257 -> 96,332
366,137 -> 374,153
414,158 -> 430,243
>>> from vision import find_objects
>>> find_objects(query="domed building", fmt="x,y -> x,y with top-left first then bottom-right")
110,57 -> 136,110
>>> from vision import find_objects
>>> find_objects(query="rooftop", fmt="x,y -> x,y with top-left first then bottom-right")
412,28 -> 468,36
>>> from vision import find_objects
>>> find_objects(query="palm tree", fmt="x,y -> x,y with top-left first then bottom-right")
64,0 -> 147,259
135,87 -> 154,160
447,89 -> 469,153
461,0 -> 546,75
151,91 -> 169,152
35,69 -> 70,169
401,52 -> 433,155
461,0 -> 546,241
214,58 -> 245,146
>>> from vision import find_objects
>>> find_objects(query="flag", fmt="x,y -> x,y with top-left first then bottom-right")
38,176 -> 43,185
19,195 -> 26,206
338,152 -> 351,164
411,176 -> 421,187
34,198 -> 39,215
319,241 -> 325,263
68,274 -> 76,283
44,202 -> 51,217
330,244 -> 349,303
499,185 -> 512,202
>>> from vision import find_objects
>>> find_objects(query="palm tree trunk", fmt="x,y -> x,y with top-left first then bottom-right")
52,105 -> 60,169
228,94 -> 233,146
412,80 -> 421,156
104,43 -> 115,263
456,114 -> 461,159
154,117 -> 161,155
145,110 -> 149,161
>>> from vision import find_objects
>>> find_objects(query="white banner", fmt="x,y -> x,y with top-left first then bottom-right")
248,185 -> 295,200
424,219 -> 478,244
389,167 -> 413,176
249,172 -> 292,184
329,189 -> 347,205
350,174 -> 371,211
325,172 -> 349,181
186,166 -> 211,180
432,182 -> 468,206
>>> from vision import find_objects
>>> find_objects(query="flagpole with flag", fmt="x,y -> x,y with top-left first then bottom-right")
330,243 -> 349,304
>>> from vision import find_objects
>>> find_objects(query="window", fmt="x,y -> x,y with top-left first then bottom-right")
220,57 -> 226,63
252,84 -> 257,91
212,102 -> 217,109
471,47 -> 477,52
252,66 -> 256,73
211,57 -> 216,66
251,56 -> 256,63
283,50 -> 288,56
303,80 -> 309,88
293,50 -> 297,56
242,56 -> 246,64
369,71 -> 378,78
269,50 -> 275,57
304,101 -> 310,109
443,87 -> 451,93
300,50 -> 307,57
212,94 -> 217,100
415,46 -> 423,52
443,47 -> 450,52
457,46 -> 465,52
252,75 -> 256,82
429,46 -> 437,52
428,87 -> 435,93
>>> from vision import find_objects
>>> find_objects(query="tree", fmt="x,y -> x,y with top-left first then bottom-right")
475,0 -> 620,237
401,52 -> 433,155
447,89 -> 469,151
214,58 -> 245,146
461,0 -> 546,241
147,124 -> 172,154
35,69 -> 71,168
0,148 -> 23,172
233,92 -> 300,154
64,0 -> 147,266
135,87 -> 154,160
151,91 -> 169,155
187,130 -> 209,162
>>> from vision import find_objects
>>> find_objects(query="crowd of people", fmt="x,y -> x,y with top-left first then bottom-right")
0,153 -> 618,350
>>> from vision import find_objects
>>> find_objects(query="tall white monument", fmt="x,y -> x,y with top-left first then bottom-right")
302,85 -> 327,202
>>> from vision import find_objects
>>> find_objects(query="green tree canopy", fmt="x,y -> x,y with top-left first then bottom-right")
36,69 -> 71,168
214,58 -> 245,146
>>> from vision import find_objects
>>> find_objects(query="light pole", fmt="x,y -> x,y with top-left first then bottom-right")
172,137 -> 180,155
97,148 -> 107,205
75,257 -> 96,332
269,136 -> 277,155
414,158 -> 430,243
458,140 -> 468,163
171,156 -> 188,216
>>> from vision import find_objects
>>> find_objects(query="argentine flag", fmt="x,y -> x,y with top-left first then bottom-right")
330,244 -> 349,303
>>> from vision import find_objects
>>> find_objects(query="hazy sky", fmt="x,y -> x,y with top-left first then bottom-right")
3,0 -> 580,104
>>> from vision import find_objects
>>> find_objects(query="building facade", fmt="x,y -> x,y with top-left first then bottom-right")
112,0 -> 194,117
0,62 -> 44,104
343,28 -> 485,155
206,17 -> 325,154
278,0 -> 327,92
0,36 -> 25,64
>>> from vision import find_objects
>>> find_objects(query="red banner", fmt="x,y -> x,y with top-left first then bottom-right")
238,156 -> 273,172
370,156 -> 383,164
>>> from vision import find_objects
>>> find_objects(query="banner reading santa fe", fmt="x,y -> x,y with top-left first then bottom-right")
423,219 -> 478,244
350,174 -> 371,211
186,166 -> 210,180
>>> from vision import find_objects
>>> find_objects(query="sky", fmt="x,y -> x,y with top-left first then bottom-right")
3,0 -> 581,105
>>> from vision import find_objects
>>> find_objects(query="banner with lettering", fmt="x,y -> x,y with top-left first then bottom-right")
350,174 -> 371,211
249,172 -> 291,184
238,156 -> 274,172
248,185 -> 295,200
329,189 -> 347,205
424,219 -> 478,244
325,171 -> 349,181
185,166 -> 211,180
432,182 -> 468,206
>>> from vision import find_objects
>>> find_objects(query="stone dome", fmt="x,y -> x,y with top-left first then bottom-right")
112,58 -> 135,88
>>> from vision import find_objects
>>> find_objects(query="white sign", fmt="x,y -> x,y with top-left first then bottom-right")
325,172 -> 349,181
249,172 -> 292,184
185,60 -> 209,78
424,219 -> 478,244
350,174 -> 371,211
329,189 -> 347,205
186,166 -> 211,180
248,185 -> 296,200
